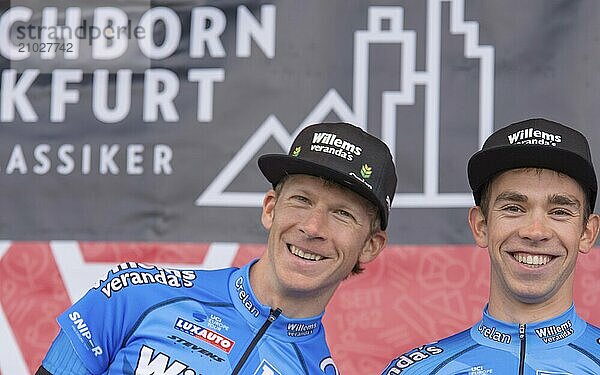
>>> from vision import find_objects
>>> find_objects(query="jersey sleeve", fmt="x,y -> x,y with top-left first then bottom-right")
55,263 -> 198,374
41,329 -> 93,375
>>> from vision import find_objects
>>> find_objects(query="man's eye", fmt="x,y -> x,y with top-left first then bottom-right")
292,195 -> 310,203
550,208 -> 573,216
502,205 -> 523,213
335,209 -> 355,220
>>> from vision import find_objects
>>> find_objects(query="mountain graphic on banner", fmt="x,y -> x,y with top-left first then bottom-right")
196,0 -> 495,209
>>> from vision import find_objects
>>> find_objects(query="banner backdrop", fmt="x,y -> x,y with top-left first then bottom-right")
1,1 -> 600,374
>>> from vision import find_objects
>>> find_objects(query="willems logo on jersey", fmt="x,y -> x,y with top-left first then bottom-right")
174,317 -> 235,353
534,320 -> 574,344
287,322 -> 318,337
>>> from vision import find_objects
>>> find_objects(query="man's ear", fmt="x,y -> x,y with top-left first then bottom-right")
579,213 -> 600,254
261,189 -> 277,230
469,206 -> 489,248
358,230 -> 387,264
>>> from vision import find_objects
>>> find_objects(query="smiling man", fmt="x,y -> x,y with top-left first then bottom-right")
38,122 -> 397,375
382,118 -> 600,374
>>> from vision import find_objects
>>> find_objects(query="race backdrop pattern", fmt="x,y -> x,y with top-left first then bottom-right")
2,1 -> 600,374
2,242 -> 600,374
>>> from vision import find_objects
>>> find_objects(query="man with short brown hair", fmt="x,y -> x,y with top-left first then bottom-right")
382,118 -> 600,374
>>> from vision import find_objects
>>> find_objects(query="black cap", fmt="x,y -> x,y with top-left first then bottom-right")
258,122 -> 398,229
468,118 -> 597,211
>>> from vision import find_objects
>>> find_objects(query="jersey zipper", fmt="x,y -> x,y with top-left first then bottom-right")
231,307 -> 282,375
518,323 -> 526,375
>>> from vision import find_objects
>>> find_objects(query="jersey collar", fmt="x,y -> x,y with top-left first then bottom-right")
471,304 -> 587,351
228,260 -> 324,342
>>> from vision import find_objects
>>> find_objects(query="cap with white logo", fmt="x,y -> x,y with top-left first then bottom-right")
468,118 -> 597,210
258,122 -> 398,229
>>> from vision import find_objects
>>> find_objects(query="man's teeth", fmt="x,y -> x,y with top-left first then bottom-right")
513,253 -> 551,266
289,245 -> 324,261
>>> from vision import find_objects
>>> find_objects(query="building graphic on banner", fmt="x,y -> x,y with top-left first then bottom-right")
196,0 -> 495,208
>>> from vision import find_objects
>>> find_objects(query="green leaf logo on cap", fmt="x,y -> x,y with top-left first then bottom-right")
291,146 -> 301,157
360,164 -> 372,178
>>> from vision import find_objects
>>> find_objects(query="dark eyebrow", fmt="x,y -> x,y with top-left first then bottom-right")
494,191 -> 527,205
494,191 -> 582,210
549,194 -> 581,209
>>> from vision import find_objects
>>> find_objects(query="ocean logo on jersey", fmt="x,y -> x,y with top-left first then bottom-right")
253,359 -> 281,375
193,311 -> 207,322
235,276 -> 260,318
287,321 -> 317,337
534,320 -> 574,344
174,317 -> 235,353
136,345 -> 197,375
385,345 -> 444,374
507,127 -> 562,146
68,311 -> 103,357
477,323 -> 511,344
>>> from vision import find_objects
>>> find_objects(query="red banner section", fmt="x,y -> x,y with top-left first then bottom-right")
1,242 -> 598,374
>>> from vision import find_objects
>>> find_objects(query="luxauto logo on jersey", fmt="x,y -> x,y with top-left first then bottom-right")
174,317 -> 235,353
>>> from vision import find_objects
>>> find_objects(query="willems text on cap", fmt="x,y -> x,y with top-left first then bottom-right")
258,122 -> 398,229
468,118 -> 597,210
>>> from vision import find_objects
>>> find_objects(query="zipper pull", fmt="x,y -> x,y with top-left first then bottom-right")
269,308 -> 282,322
519,323 -> 526,340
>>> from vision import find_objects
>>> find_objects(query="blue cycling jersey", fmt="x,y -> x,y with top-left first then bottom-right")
382,305 -> 600,375
42,260 -> 340,375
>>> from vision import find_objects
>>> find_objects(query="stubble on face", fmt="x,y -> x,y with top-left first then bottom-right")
252,175 -> 386,317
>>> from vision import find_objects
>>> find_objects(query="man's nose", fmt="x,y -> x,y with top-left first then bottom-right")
518,212 -> 553,242
298,207 -> 327,239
